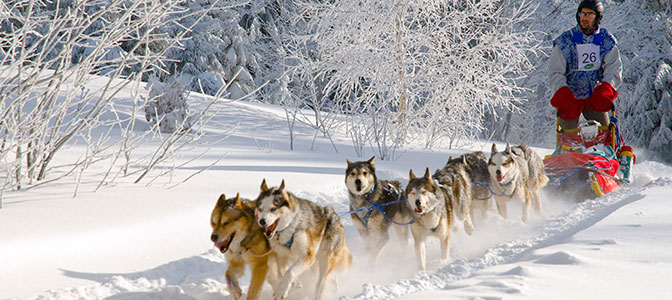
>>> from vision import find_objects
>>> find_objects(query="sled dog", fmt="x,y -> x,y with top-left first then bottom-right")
445,151 -> 492,222
405,168 -> 453,270
345,156 -> 411,263
433,156 -> 475,235
488,143 -> 548,222
255,179 -> 352,300
210,193 -> 279,300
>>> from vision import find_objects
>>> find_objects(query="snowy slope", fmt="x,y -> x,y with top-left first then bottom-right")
1,94 -> 672,300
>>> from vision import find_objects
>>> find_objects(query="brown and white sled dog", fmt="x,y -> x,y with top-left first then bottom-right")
488,143 -> 549,222
345,157 -> 411,263
210,193 -> 279,300
405,168 -> 453,270
445,151 -> 492,223
254,179 -> 352,300
433,157 -> 475,235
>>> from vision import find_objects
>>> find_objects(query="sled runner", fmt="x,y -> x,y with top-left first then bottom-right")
543,112 -> 634,200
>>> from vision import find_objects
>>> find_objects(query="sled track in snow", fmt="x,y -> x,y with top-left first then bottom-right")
27,177 -> 670,300
347,177 -> 672,300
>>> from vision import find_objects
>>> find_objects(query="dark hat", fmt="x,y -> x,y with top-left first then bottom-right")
576,0 -> 604,25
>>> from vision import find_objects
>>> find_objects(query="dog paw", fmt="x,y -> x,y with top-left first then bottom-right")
275,280 -> 291,300
228,284 -> 242,300
225,274 -> 243,299
464,220 -> 474,236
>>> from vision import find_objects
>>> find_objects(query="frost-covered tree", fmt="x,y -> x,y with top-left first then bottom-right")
0,0 -> 200,194
610,1 -> 672,162
282,0 -> 542,158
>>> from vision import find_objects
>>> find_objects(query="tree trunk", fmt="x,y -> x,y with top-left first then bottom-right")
395,0 -> 407,125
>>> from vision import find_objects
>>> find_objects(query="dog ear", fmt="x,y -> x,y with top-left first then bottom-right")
346,158 -> 353,166
424,167 -> 432,180
491,143 -> 498,154
409,169 -> 416,180
261,179 -> 268,192
216,194 -> 227,207
505,143 -> 512,155
368,156 -> 376,169
234,193 -> 243,208
278,180 -> 293,209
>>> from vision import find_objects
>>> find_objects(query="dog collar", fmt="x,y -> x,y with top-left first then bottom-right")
275,228 -> 294,248
360,184 -> 376,200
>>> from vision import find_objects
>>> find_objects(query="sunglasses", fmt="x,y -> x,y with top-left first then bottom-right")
578,11 -> 596,17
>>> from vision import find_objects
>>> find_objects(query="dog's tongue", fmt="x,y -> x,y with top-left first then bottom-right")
215,239 -> 230,253
497,175 -> 504,182
264,219 -> 279,238
414,207 -> 423,214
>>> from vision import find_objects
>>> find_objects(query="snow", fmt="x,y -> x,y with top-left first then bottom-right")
2,91 -> 672,300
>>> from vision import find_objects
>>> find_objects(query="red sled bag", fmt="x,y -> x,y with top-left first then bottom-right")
544,152 -> 620,197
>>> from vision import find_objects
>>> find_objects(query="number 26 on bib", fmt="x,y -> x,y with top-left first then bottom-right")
577,43 -> 600,71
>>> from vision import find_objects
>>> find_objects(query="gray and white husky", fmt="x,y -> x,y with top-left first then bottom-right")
255,179 -> 352,300
433,156 -> 475,235
488,143 -> 548,223
405,168 -> 453,270
345,157 -> 411,264
444,151 -> 492,224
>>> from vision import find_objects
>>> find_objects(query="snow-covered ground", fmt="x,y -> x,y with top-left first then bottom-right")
1,91 -> 671,300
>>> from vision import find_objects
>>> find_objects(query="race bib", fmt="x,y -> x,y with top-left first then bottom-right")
576,43 -> 601,71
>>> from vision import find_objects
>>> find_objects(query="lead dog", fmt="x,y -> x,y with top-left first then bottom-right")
210,193 -> 279,300
255,179 -> 352,300
345,157 -> 411,264
405,168 -> 453,270
488,143 -> 548,222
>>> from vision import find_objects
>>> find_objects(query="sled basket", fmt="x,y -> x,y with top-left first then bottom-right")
543,113 -> 625,201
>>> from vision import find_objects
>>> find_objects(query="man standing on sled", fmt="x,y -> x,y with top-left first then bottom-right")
548,0 -> 622,130
548,0 -> 634,183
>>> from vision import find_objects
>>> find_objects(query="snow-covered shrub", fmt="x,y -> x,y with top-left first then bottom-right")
159,0 -> 257,99
144,76 -> 192,133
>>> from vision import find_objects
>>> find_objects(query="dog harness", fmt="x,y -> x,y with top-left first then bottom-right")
469,182 -> 493,200
345,184 -> 414,227
489,177 -> 517,198
274,228 -> 295,248
357,185 -> 377,228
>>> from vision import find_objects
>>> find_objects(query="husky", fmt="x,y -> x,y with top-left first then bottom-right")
405,168 -> 453,270
345,157 -> 412,263
488,143 -> 549,222
433,156 -> 475,235
210,193 -> 279,300
254,179 -> 352,300
445,151 -> 492,222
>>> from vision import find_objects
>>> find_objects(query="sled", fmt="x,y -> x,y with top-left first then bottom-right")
543,112 -> 633,201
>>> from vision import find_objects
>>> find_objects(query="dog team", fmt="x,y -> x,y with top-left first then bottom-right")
209,143 -> 548,300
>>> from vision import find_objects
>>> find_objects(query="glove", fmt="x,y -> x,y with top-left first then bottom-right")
588,81 -> 618,112
551,86 -> 583,121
